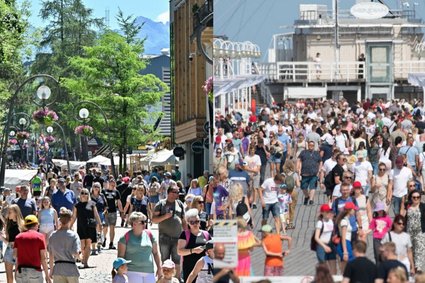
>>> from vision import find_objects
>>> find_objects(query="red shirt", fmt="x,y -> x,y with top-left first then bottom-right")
14,229 -> 46,270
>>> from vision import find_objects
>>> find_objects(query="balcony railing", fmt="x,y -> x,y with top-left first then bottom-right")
258,61 -> 425,83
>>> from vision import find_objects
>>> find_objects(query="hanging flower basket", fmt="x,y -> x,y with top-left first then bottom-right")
202,76 -> 213,102
32,108 -> 58,126
16,131 -> 30,140
45,135 -> 56,143
74,125 -> 94,137
8,138 -> 17,146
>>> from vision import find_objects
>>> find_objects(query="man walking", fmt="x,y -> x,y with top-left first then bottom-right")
13,215 -> 50,283
376,242 -> 409,283
12,185 -> 37,218
277,126 -> 291,172
259,174 -> 283,235
52,178 -> 77,213
297,140 -> 322,205
342,241 -> 376,283
48,208 -> 81,283
153,186 -> 186,278
391,155 -> 413,215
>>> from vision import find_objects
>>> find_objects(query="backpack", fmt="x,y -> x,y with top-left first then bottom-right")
124,229 -> 153,245
235,196 -> 251,224
184,229 -> 210,247
310,220 -> 324,251
284,172 -> 296,192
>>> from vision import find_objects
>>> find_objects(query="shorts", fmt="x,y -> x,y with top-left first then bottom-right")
159,234 -> 180,264
279,213 -> 289,225
262,202 -> 280,220
269,155 -> 281,164
264,265 -> 283,276
52,276 -> 79,283
4,244 -> 15,264
250,175 -> 260,189
39,223 -> 55,234
148,195 -> 159,204
15,268 -> 43,283
336,240 -> 354,262
33,190 -> 42,197
105,211 -> 117,226
316,242 -> 337,263
127,271 -> 155,283
301,175 -> 318,190
98,212 -> 106,226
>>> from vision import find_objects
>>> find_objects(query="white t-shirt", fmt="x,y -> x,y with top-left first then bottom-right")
266,124 -> 278,136
244,154 -> 262,173
323,159 -> 337,175
381,231 -> 412,262
391,167 -> 413,198
419,152 -> 425,169
316,219 -> 334,244
353,161 -> 373,186
261,178 -> 279,204
340,217 -> 352,242
335,133 -> 348,153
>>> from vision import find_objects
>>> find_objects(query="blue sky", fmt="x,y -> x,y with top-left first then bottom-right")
215,0 -> 425,61
22,0 -> 170,29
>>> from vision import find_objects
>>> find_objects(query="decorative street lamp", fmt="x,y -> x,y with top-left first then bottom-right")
73,101 -> 116,178
0,74 -> 61,187
46,124 -> 70,174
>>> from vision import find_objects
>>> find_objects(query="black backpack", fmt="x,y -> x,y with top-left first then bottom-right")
236,196 -> 251,224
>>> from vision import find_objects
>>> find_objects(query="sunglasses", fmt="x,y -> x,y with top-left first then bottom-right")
409,185 -> 416,187
80,192 -> 89,195
199,201 -> 205,204
379,168 -> 386,171
412,196 -> 421,200
138,221 -> 146,225
170,190 -> 179,194
216,152 -> 222,154
397,222 -> 405,226
189,220 -> 200,225
344,176 -> 353,179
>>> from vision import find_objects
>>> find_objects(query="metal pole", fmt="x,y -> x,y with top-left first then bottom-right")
334,0 -> 340,79
53,122 -> 70,174
74,101 -> 116,178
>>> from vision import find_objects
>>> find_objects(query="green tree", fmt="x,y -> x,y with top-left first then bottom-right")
63,31 -> 168,173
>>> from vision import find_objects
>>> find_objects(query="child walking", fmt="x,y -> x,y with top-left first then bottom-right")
368,202 -> 392,264
277,184 -> 292,234
261,224 -> 292,276
112,257 -> 131,283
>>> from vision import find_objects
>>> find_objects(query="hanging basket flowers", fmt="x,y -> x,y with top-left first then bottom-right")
32,107 -> 58,126
16,131 -> 30,140
8,138 -> 17,146
74,125 -> 94,137
202,76 -> 213,102
45,135 -> 56,143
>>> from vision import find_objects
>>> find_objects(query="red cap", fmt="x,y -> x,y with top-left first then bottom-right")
320,204 -> 332,212
344,202 -> 358,210
122,177 -> 130,183
352,181 -> 362,188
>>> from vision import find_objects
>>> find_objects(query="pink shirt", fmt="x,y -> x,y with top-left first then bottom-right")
369,216 -> 392,239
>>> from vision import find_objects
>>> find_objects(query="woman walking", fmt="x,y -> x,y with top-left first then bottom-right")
405,191 -> 425,272
38,197 -> 58,249
72,188 -> 102,268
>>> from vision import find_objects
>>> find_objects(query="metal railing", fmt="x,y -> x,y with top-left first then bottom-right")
258,61 -> 425,83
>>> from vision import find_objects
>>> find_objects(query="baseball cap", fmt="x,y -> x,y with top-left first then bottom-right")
58,178 -> 66,183
374,202 -> 386,212
122,177 -> 130,183
280,184 -> 288,189
259,224 -> 273,233
162,259 -> 175,269
113,257 -> 132,270
344,202 -> 358,210
320,204 -> 332,212
353,181 -> 362,188
24,215 -> 39,226
164,172 -> 172,177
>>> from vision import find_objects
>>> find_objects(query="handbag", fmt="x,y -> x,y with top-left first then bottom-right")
87,218 -> 97,228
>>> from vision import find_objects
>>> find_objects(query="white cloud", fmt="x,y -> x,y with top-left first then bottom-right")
156,10 -> 169,24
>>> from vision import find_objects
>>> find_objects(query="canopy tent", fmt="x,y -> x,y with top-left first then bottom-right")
86,155 -> 110,164
140,149 -> 178,166
213,75 -> 266,97
408,73 -> 425,101
284,87 -> 327,99
4,169 -> 37,188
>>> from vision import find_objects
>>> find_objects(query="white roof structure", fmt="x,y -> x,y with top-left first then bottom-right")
4,169 -> 37,188
140,149 -> 178,166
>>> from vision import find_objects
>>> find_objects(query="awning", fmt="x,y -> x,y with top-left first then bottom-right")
140,149 -> 178,166
86,155 -> 110,164
408,73 -> 425,101
4,169 -> 38,188
213,75 -> 266,97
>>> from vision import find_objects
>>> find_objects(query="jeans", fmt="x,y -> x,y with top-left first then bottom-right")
205,202 -> 212,216
316,242 -> 337,263
15,268 -> 43,283
392,196 -> 403,216
372,162 -> 379,175
260,164 -> 267,185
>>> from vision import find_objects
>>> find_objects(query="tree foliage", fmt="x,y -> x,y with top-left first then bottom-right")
63,31 -> 168,171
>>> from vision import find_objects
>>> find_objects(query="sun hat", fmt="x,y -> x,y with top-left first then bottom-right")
259,224 -> 273,233
374,202 -> 386,212
113,257 -> 132,270
162,259 -> 175,269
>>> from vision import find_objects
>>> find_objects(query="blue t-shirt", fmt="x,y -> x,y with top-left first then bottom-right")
277,133 -> 290,152
12,198 -> 37,218
332,197 -> 358,232
398,146 -> 419,168
52,189 -> 76,212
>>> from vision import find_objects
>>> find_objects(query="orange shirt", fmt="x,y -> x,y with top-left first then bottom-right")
263,233 -> 283,267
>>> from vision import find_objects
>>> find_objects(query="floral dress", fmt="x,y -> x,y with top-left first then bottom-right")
407,207 -> 425,271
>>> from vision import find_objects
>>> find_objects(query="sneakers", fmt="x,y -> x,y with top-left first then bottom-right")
252,204 -> 257,209
287,223 -> 295,229
309,200 -> 314,205
91,250 -> 97,256
102,239 -> 106,248
109,243 -> 116,250
303,197 -> 309,205
121,219 -> 125,227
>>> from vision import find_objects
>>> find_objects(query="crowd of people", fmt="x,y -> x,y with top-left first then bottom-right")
213,98 -> 425,282
0,165 -> 224,283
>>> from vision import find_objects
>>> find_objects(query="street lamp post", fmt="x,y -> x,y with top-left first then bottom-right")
47,124 -> 70,174
73,101 -> 116,178
0,74 -> 61,187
